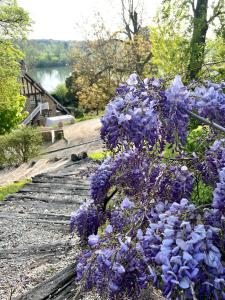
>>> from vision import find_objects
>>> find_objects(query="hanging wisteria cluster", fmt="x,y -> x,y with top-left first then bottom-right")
70,74 -> 225,299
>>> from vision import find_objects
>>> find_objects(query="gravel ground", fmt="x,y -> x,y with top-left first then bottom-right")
0,159 -> 96,300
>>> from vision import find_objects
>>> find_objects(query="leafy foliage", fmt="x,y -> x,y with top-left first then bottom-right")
51,83 -> 68,106
0,42 -> 26,134
185,126 -> 213,155
17,39 -> 76,68
152,0 -> 225,80
0,126 -> 42,166
67,16 -> 151,113
0,0 -> 30,134
149,25 -> 189,79
0,0 -> 30,38
71,74 -> 225,299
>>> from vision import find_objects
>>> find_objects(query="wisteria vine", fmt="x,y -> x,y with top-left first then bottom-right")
71,74 -> 225,299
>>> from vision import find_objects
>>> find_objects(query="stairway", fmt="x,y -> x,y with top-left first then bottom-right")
0,159 -> 95,300
23,102 -> 49,125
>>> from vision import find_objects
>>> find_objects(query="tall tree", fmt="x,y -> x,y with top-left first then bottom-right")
0,0 -> 30,134
121,0 -> 143,40
188,0 -> 224,79
68,12 -> 151,114
158,0 -> 225,80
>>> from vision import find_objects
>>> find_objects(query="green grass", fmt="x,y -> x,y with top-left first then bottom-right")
0,179 -> 31,201
88,151 -> 111,161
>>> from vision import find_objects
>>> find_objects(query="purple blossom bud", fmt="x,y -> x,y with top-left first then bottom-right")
127,73 -> 138,85
179,276 -> 190,289
88,234 -> 100,247
121,197 -> 135,210
105,224 -> 113,234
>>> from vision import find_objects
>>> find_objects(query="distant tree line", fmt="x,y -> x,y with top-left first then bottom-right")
17,39 -> 84,68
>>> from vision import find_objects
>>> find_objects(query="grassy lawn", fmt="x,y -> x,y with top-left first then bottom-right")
0,179 -> 31,201
88,151 -> 110,161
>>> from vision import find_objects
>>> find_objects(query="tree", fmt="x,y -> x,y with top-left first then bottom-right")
0,0 -> 30,38
68,21 -> 125,113
68,2 -> 152,113
0,0 -> 30,134
76,75 -> 117,114
204,37 -> 225,81
120,0 -> 143,40
52,83 -> 68,106
120,0 -> 152,75
149,25 -> 190,78
158,0 -> 225,80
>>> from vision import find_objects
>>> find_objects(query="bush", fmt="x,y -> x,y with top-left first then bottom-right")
0,135 -> 8,166
0,126 -> 42,166
52,83 -> 68,105
74,107 -> 84,118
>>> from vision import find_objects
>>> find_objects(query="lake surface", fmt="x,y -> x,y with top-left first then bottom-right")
28,66 -> 72,93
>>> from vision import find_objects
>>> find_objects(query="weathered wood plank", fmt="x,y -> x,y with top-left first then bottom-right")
0,212 -> 71,221
0,241 -> 72,259
5,193 -> 85,204
18,187 -> 89,196
24,182 -> 89,190
16,263 -> 76,300
32,178 -> 89,186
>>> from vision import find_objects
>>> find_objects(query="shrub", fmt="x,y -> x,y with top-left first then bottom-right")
74,107 -> 84,118
0,135 -> 8,166
52,83 -> 68,105
0,126 -> 42,166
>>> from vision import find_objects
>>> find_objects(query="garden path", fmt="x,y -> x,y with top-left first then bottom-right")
0,158 -> 96,300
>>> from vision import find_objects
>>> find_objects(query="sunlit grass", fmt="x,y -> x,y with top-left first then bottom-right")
0,179 -> 31,201
88,151 -> 111,161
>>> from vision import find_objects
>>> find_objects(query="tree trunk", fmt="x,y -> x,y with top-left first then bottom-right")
187,0 -> 209,80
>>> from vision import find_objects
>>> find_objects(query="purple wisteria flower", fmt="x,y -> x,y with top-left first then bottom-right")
127,73 -> 138,85
193,81 -> 225,126
88,234 -> 100,247
73,75 -> 225,300
121,197 -> 135,210
213,167 -> 225,209
105,224 -> 113,234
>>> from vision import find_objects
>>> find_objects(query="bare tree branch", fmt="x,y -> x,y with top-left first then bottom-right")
207,0 -> 225,23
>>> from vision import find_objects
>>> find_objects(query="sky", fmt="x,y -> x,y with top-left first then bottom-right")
17,0 -> 161,40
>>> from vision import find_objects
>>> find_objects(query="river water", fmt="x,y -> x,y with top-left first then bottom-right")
28,66 -> 72,93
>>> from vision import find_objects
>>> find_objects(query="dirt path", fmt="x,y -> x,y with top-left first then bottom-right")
44,118 -> 103,158
0,119 -> 103,187
0,158 -> 96,300
64,118 -> 101,142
